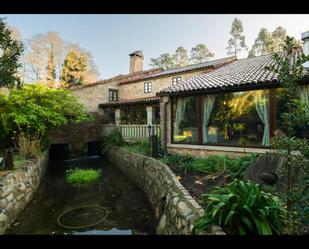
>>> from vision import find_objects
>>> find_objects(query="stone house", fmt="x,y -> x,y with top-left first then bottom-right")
70,51 -> 236,127
157,31 -> 309,157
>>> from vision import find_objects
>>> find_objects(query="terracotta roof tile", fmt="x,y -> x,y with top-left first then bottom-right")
159,52 -> 309,95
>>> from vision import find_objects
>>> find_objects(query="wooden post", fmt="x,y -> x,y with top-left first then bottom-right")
4,148 -> 14,170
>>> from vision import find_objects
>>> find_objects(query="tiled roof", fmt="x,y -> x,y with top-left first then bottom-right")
69,68 -> 163,90
98,96 -> 159,108
159,52 -> 309,95
159,53 -> 277,94
149,56 -> 236,78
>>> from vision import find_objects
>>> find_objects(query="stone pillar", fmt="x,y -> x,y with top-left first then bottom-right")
146,106 -> 154,126
115,108 -> 121,126
160,96 -> 170,155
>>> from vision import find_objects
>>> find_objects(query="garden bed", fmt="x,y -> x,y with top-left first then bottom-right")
167,164 -> 230,205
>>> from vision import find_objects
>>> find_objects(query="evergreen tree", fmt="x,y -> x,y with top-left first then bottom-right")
248,26 -> 288,58
149,53 -> 176,70
46,47 -> 56,87
226,17 -> 247,56
190,44 -> 214,64
173,46 -> 189,67
0,17 -> 24,88
60,50 -> 88,86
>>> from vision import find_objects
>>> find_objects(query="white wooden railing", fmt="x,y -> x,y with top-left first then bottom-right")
102,124 -> 160,141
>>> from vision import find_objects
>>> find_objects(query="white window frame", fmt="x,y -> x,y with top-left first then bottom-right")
144,81 -> 152,93
108,88 -> 118,102
172,76 -> 181,86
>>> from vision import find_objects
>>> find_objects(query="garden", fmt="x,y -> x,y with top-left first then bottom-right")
102,37 -> 309,235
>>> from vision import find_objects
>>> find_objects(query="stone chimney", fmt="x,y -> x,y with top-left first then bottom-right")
129,50 -> 144,74
301,31 -> 309,68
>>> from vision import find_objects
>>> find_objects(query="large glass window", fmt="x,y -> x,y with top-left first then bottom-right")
172,96 -> 198,143
204,90 -> 269,147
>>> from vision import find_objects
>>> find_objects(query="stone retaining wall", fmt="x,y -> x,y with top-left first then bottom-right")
0,152 -> 48,234
106,147 -> 224,235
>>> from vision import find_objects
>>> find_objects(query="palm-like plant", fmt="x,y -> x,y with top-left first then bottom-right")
193,179 -> 287,235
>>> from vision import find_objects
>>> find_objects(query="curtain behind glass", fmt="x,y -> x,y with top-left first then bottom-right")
202,95 -> 215,143
174,97 -> 188,136
255,92 -> 270,146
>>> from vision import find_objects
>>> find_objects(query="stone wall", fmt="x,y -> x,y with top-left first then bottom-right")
167,145 -> 269,159
71,80 -> 118,113
106,147 -> 224,235
118,71 -> 203,101
48,115 -> 103,149
0,152 -> 48,234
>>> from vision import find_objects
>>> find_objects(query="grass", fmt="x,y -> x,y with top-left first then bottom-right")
122,140 -> 151,156
0,150 -> 27,170
65,168 -> 102,185
13,154 -> 27,169
161,153 -> 258,177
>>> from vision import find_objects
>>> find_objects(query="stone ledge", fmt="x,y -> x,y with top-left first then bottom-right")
106,147 -> 225,235
0,152 -> 48,234
167,143 -> 272,154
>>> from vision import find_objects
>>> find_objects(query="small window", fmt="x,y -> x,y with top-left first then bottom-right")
144,82 -> 152,93
172,76 -> 181,86
109,89 -> 118,102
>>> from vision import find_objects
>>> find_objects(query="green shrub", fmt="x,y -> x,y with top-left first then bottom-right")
123,140 -> 151,155
66,168 -> 102,185
102,128 -> 125,153
193,179 -> 287,235
179,154 -> 195,173
162,154 -> 184,165
228,153 -> 259,179
193,155 -> 231,173
0,84 -> 89,139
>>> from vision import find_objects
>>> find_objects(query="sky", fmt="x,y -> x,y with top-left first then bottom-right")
2,14 -> 309,80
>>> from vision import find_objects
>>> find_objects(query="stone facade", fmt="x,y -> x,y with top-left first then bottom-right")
0,152 -> 48,234
106,146 -> 225,235
71,79 -> 118,114
118,71 -> 203,101
70,69 -> 209,114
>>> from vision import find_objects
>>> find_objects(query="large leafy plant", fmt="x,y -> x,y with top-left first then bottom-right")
193,179 -> 287,235
0,84 -> 89,139
101,128 -> 125,154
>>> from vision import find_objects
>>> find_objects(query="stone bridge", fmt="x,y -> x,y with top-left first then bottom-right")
48,116 -> 103,156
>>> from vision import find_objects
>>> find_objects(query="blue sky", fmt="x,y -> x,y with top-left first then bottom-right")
2,14 -> 309,79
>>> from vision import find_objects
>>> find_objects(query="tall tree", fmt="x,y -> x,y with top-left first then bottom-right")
46,48 -> 56,87
65,43 -> 99,83
248,28 -> 273,58
190,44 -> 215,64
226,17 -> 247,56
60,50 -> 88,86
26,31 -> 65,83
0,17 -> 24,88
248,26 -> 288,58
173,46 -> 189,67
149,53 -> 176,70
270,26 -> 287,52
26,33 -> 48,82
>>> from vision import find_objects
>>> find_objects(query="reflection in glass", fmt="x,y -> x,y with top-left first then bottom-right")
204,90 -> 269,147
172,96 -> 198,143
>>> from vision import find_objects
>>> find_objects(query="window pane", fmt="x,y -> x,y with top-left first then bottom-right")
204,90 -> 269,147
172,96 -> 198,143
